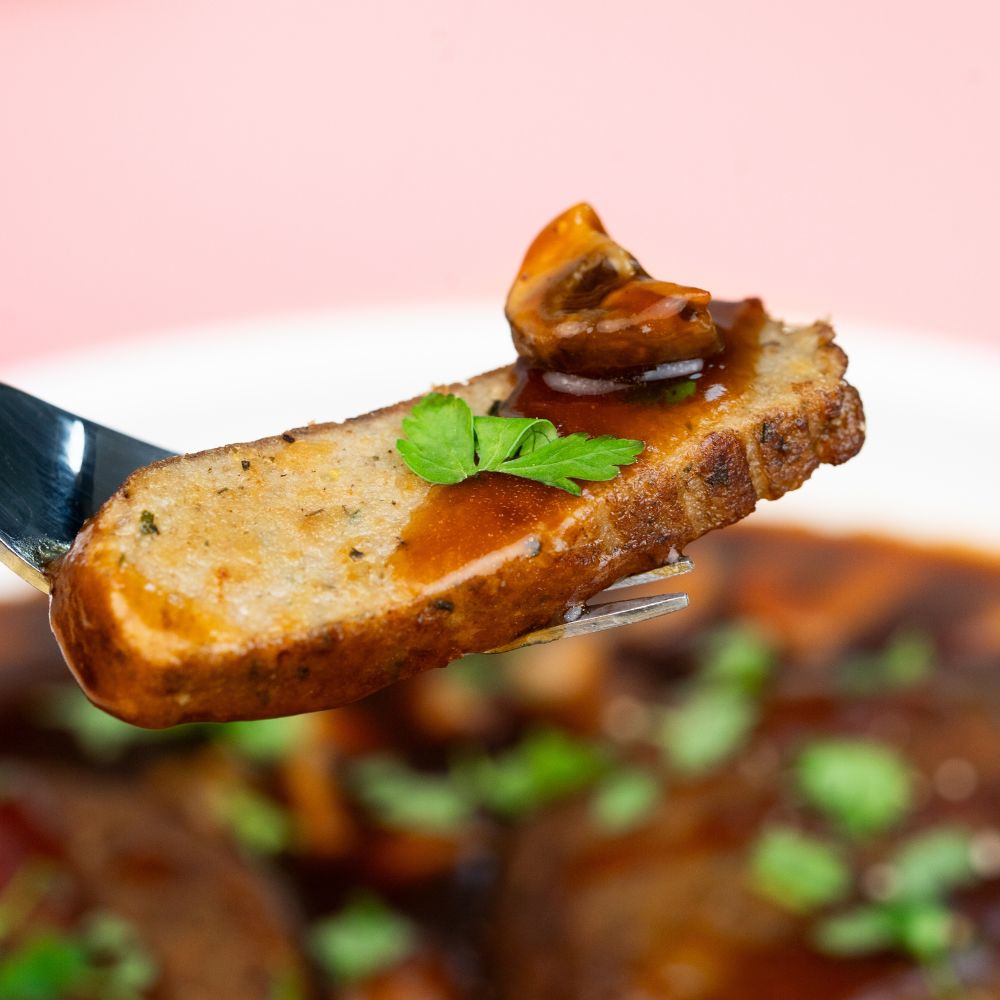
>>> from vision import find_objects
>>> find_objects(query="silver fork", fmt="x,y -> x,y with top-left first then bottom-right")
0,383 -> 690,649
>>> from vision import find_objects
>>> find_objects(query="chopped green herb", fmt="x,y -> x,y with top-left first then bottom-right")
396,392 -> 477,485
41,688 -> 188,761
219,787 -> 293,855
813,904 -> 899,956
213,716 -> 309,764
589,766 -> 660,834
817,899 -> 959,965
796,739 -> 913,838
138,510 -> 158,535
458,729 -> 608,817
471,414 -> 557,468
891,827 -> 976,901
839,630 -> 935,694
309,894 -> 415,985
80,912 -> 159,999
487,430 -> 645,495
397,392 -> 644,495
891,899 -> 959,964
699,623 -> 776,692
660,687 -> 756,775
0,932 -> 89,1000
351,756 -> 474,835
659,379 -> 697,404
750,826 -> 851,913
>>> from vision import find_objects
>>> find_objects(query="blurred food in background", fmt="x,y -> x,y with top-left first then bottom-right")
2,524 -> 1000,999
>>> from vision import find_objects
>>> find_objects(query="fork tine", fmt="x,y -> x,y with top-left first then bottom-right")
488,591 -> 689,652
488,555 -> 694,653
603,555 -> 694,591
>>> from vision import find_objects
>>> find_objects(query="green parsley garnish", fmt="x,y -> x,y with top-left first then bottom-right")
41,688 -> 192,761
750,826 -> 852,913
350,756 -> 475,835
396,392 -> 644,495
658,624 -> 775,776
796,739 -> 913,838
815,899 -> 959,964
813,904 -> 898,956
659,379 -> 697,404
589,766 -> 661,834
213,716 -> 310,764
813,827 -> 978,966
699,623 -> 776,693
660,687 -> 756,776
138,510 -> 158,535
79,912 -> 159,1000
217,786 -> 294,856
309,894 -> 415,985
0,931 -> 90,1000
0,910 -> 158,1000
839,630 -> 936,694
457,729 -> 608,817
891,827 -> 976,901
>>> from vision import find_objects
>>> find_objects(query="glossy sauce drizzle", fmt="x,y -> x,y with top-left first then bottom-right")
391,299 -> 767,587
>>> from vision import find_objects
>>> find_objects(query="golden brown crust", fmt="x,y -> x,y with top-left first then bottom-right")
49,317 -> 864,728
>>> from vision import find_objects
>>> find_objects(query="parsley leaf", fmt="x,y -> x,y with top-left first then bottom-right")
589,766 -> 660,834
217,786 -> 294,856
397,393 -> 644,494
814,900 -> 959,964
839,630 -> 936,695
751,826 -> 852,913
659,379 -> 697,404
796,739 -> 913,838
0,932 -> 89,1000
699,623 -> 776,692
213,716 -> 310,764
472,415 -> 557,468
309,895 -> 415,986
891,827 -> 976,901
813,904 -> 898,956
660,687 -> 757,776
491,433 -> 644,495
456,729 -> 608,817
396,393 -> 477,485
350,756 -> 475,835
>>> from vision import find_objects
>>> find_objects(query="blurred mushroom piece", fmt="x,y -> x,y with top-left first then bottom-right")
505,203 -> 722,377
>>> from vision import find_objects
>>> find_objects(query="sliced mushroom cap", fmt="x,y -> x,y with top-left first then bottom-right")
505,203 -> 723,377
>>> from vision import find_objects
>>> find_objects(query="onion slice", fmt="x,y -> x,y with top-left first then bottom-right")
542,371 -> 627,396
542,357 -> 705,397
637,358 -> 704,382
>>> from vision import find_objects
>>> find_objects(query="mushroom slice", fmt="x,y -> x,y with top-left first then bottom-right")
505,203 -> 722,377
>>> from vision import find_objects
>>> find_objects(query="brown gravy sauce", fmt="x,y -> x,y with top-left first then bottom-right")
391,299 -> 767,586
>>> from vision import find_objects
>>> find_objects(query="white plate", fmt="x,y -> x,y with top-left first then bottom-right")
3,303 -> 998,603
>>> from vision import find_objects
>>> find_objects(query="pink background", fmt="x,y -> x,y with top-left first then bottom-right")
1,1 -> 997,368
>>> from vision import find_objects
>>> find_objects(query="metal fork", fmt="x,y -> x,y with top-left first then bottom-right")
0,383 -> 690,648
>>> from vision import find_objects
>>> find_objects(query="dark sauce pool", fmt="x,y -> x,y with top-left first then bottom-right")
2,526 -> 1000,998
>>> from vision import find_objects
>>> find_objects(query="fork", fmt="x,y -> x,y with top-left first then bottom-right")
0,382 -> 690,649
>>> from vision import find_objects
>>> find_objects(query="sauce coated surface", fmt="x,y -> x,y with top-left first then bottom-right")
503,297 -> 765,445
392,299 -> 766,588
